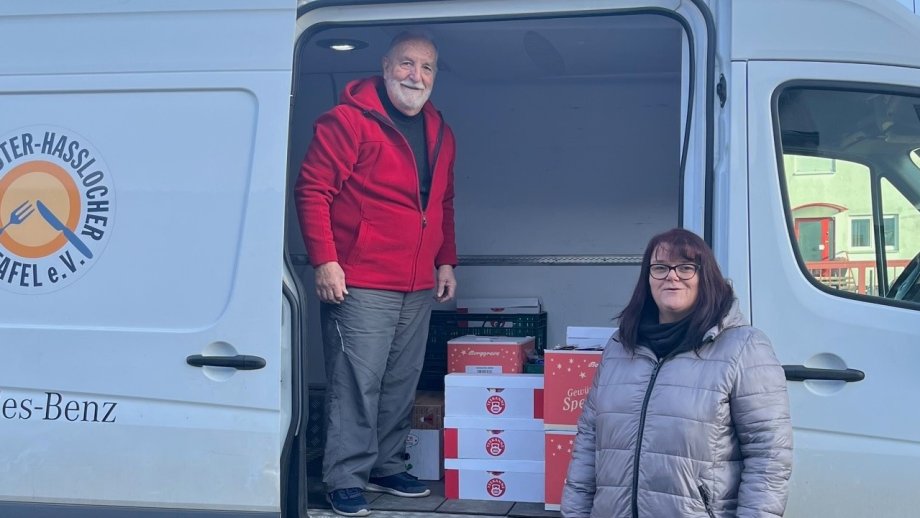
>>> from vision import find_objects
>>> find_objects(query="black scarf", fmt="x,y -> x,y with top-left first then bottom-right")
638,313 -> 692,359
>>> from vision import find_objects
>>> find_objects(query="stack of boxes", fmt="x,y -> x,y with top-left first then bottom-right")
411,297 -> 546,495
444,373 -> 545,502
441,304 -> 544,503
542,327 -> 615,510
426,298 -> 620,508
419,298 -> 544,391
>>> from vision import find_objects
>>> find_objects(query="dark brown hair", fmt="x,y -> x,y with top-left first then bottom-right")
616,228 -> 734,352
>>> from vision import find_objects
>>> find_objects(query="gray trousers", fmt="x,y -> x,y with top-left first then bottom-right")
320,287 -> 433,492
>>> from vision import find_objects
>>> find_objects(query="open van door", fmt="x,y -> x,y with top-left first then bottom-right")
735,1 -> 920,515
0,2 -> 296,517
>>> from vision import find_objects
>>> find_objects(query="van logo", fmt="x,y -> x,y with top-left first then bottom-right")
0,126 -> 114,293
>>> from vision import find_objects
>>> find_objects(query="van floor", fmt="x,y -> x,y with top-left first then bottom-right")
305,449 -> 560,518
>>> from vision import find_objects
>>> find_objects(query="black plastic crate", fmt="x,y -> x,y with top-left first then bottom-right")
418,310 -> 548,391
429,310 -> 548,351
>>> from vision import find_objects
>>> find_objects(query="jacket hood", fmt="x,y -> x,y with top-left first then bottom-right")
666,299 -> 747,357
340,76 -> 439,119
703,298 -> 748,344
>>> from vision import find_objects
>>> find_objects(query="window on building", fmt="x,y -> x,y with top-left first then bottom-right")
851,218 -> 871,248
851,215 -> 899,250
882,215 -> 899,250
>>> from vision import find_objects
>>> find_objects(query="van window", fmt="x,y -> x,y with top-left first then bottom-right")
776,87 -> 920,306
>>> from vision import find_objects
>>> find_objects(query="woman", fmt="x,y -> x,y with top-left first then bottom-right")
561,228 -> 792,518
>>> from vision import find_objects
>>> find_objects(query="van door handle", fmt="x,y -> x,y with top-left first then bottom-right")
186,354 -> 266,370
782,365 -> 864,382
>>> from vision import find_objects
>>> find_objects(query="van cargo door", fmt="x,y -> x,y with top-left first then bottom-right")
746,61 -> 920,518
0,1 -> 295,516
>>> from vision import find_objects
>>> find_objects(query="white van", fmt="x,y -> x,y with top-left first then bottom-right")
1,0 -> 918,517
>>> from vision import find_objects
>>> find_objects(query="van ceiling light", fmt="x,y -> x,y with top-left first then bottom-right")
317,39 -> 368,52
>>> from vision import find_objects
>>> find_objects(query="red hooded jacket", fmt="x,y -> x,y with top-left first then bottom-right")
295,76 -> 458,292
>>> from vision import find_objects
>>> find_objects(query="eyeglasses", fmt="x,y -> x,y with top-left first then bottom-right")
649,263 -> 699,280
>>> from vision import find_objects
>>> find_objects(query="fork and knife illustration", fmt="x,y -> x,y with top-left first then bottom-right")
0,200 -> 93,259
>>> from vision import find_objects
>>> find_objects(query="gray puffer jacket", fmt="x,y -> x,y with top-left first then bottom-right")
561,302 -> 792,518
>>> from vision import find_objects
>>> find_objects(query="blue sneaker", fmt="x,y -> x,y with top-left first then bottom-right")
326,487 -> 371,517
366,472 -> 430,498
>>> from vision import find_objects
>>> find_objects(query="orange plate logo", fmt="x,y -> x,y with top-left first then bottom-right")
0,126 -> 114,293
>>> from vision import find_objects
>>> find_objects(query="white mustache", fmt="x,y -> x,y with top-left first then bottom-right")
400,81 -> 425,91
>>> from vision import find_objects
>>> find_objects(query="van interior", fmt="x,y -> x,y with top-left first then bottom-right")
284,12 -> 688,514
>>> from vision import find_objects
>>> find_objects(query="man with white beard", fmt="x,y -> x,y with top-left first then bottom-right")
295,31 -> 458,517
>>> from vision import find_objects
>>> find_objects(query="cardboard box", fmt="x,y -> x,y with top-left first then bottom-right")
412,391 -> 444,430
447,335 -> 535,374
445,373 -> 544,420
405,429 -> 443,480
544,430 -> 577,511
564,326 -> 617,349
444,458 -> 544,502
456,297 -> 542,315
543,349 -> 603,429
444,416 -> 544,461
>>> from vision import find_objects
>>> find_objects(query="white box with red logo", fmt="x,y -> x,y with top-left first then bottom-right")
447,335 -> 535,374
445,373 -> 544,420
444,458 -> 544,503
444,416 -> 544,461
405,429 -> 443,480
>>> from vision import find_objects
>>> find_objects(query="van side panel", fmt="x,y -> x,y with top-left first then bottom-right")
0,2 -> 294,514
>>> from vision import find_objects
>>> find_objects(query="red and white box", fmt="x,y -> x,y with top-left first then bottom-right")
456,297 -> 543,315
445,373 -> 544,420
444,416 -> 544,461
543,349 -> 603,429
405,429 -> 443,481
447,335 -> 535,374
544,430 -> 577,511
444,458 -> 544,503
543,327 -> 613,429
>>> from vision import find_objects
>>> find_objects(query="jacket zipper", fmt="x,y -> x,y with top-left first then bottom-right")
417,118 -> 444,285
365,109 -> 444,290
699,483 -> 716,518
365,109 -> 443,211
631,356 -> 664,518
